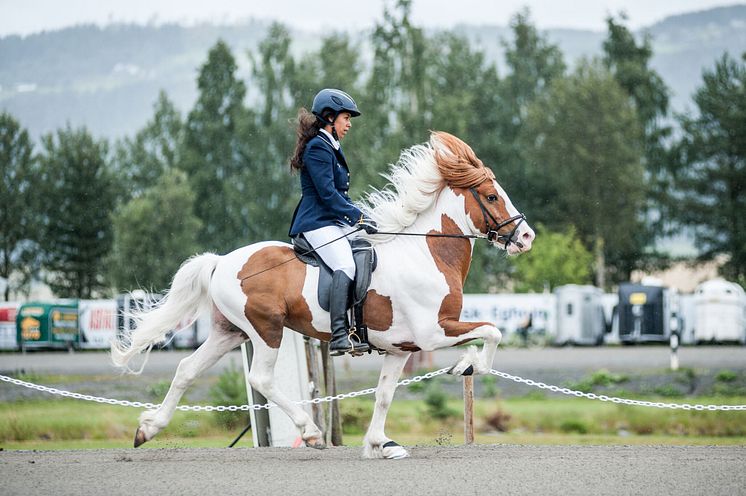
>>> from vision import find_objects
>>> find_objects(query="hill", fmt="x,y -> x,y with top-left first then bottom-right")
0,5 -> 745,139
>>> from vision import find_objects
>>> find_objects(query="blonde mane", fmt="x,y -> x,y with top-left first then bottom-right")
360,131 -> 493,242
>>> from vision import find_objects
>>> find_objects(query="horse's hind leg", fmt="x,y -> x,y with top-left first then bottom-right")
248,339 -> 325,448
362,352 -> 411,459
134,322 -> 247,447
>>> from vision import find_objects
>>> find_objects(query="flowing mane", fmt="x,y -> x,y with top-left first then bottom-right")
360,131 -> 495,241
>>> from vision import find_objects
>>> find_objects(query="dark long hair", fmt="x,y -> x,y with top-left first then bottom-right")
290,108 -> 323,171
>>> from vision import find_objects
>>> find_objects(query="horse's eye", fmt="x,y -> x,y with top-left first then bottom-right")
487,194 -> 498,203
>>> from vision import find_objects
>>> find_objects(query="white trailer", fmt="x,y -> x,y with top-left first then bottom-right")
693,279 -> 746,343
0,302 -> 20,350
461,293 -> 556,338
554,285 -> 606,345
78,299 -> 118,349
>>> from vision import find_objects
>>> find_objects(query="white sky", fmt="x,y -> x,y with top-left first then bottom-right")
0,0 -> 741,36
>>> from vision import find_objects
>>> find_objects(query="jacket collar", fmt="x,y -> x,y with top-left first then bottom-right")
318,129 -> 340,150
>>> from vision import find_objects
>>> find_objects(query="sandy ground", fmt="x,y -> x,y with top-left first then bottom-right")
2,445 -> 745,496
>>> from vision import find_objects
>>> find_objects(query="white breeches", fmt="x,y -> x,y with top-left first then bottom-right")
303,225 -> 356,279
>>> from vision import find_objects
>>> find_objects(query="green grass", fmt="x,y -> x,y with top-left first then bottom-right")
2,394 -> 745,451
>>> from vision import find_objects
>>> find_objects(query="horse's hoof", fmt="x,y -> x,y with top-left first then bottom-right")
382,440 -> 409,460
133,427 -> 147,448
461,365 -> 474,376
304,438 -> 326,450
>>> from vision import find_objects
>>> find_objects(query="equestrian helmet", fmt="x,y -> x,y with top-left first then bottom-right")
311,89 -> 361,120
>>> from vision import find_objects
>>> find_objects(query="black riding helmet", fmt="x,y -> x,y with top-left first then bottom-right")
312,88 -> 361,127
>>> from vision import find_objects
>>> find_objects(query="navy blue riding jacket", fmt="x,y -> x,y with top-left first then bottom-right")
288,134 -> 363,236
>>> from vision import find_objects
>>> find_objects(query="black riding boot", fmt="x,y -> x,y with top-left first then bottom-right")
329,270 -> 369,356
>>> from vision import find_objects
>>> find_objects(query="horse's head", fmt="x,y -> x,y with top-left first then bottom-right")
431,131 -> 535,255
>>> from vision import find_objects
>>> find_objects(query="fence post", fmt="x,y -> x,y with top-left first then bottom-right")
463,375 -> 474,444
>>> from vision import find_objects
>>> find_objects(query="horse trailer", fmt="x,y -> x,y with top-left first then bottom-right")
554,285 -> 606,345
693,279 -> 746,344
0,302 -> 20,350
16,301 -> 80,351
617,283 -> 680,343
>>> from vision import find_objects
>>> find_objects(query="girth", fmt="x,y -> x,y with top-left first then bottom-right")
291,235 -> 378,312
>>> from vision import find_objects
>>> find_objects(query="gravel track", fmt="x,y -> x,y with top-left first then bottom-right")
2,445 -> 745,495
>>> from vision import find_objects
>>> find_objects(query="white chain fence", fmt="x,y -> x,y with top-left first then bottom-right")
1,369 -> 745,411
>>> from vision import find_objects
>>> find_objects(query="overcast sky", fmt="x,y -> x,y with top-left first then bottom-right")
1,0 -> 741,36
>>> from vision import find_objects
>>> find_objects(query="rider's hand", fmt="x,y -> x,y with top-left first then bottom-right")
358,218 -> 379,234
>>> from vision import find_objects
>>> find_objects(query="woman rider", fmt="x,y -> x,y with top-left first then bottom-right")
288,88 -> 378,356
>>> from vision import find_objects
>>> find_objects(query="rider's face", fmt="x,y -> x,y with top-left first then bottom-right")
334,112 -> 352,140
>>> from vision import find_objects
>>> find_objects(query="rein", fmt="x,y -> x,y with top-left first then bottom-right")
240,202 -> 526,282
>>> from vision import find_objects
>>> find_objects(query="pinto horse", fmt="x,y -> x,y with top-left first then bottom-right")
111,131 -> 535,459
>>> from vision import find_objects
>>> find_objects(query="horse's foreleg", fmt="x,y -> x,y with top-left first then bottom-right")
247,341 -> 324,448
431,321 -> 502,376
362,352 -> 411,460
134,329 -> 247,447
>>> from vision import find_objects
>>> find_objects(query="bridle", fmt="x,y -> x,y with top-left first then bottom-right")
469,187 -> 526,249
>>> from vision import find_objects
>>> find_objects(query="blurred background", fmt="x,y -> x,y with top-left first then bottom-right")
1,0 -> 745,449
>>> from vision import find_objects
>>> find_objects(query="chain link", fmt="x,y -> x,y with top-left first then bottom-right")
2,368 -> 745,412
488,370 -> 746,411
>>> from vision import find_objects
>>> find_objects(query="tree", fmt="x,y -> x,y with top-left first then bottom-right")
511,225 -> 594,292
114,91 -> 184,199
603,15 -> 673,240
521,60 -> 647,288
497,9 -> 566,211
109,169 -> 202,292
672,53 -> 746,282
37,125 -> 116,298
360,0 -> 430,190
0,112 -> 39,300
244,23 -> 305,242
180,40 -> 250,251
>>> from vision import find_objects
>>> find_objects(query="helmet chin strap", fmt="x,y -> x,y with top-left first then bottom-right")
318,112 -> 339,140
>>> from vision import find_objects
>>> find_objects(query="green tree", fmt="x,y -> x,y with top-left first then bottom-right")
361,0 -> 430,190
672,53 -> 746,282
521,60 -> 646,288
181,40 -> 250,251
109,169 -> 202,292
245,23 -> 304,241
511,225 -> 594,292
114,91 -> 183,199
0,112 -> 39,300
603,15 -> 673,241
37,126 -> 116,298
498,9 -> 566,211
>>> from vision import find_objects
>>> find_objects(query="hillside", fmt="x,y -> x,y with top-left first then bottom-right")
0,5 -> 745,139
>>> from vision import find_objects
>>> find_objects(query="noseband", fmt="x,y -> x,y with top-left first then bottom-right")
469,188 -> 526,249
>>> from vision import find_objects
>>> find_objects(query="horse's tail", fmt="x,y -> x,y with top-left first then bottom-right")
110,253 -> 220,374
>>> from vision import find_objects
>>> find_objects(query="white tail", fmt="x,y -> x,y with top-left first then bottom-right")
110,253 -> 220,373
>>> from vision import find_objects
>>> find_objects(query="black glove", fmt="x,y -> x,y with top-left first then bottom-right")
358,218 -> 379,234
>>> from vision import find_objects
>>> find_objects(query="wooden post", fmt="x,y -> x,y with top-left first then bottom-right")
320,342 -> 343,446
463,375 -> 475,444
304,338 -> 326,437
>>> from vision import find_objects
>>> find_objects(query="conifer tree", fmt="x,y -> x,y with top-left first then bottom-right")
38,126 -> 116,297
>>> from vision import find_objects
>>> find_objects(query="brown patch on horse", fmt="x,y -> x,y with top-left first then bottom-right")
427,214 -> 492,337
237,246 -> 329,348
393,341 -> 421,352
364,290 -> 394,331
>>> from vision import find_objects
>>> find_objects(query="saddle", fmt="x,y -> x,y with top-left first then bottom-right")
291,236 -> 378,346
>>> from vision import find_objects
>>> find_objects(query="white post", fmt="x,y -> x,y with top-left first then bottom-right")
241,330 -> 312,447
670,332 -> 680,371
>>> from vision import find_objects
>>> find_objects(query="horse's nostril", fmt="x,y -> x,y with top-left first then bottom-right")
522,232 -> 532,240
